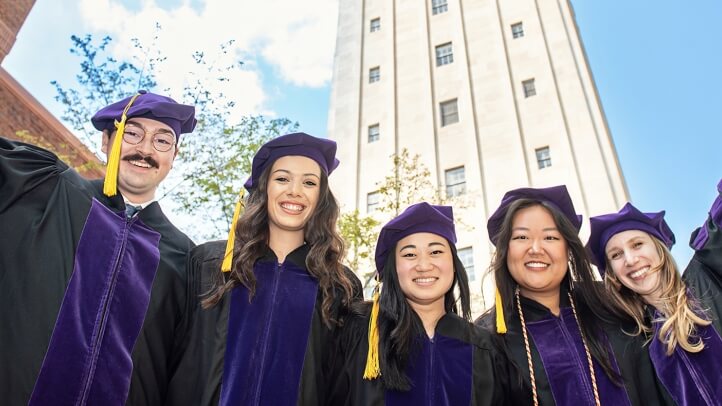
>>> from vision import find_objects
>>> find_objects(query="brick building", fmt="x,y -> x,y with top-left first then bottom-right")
0,0 -> 104,178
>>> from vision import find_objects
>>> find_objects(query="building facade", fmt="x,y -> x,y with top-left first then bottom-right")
1,0 -> 103,178
327,0 -> 628,310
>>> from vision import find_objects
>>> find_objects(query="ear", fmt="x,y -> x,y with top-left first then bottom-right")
101,130 -> 111,155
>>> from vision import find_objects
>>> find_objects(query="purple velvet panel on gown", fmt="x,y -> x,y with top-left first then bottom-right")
385,334 -> 473,406
525,307 -> 631,406
649,314 -> 722,406
29,199 -> 161,406
220,259 -> 319,406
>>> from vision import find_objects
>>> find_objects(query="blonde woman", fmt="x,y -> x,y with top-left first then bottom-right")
587,180 -> 722,406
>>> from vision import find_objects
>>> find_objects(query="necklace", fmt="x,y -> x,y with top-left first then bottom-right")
515,288 -> 601,406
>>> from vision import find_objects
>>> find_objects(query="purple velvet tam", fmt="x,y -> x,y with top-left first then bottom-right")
91,90 -> 197,138
486,185 -> 583,246
374,202 -> 456,275
587,202 -> 675,272
243,132 -> 340,191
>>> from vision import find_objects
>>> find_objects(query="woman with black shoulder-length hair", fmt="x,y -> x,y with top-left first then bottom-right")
330,202 -> 509,405
587,179 -> 722,406
475,185 -> 671,406
171,132 -> 362,406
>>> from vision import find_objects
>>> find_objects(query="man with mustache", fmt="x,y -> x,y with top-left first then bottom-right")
0,91 -> 198,405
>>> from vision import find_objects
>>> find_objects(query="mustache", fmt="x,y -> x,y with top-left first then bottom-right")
122,153 -> 159,169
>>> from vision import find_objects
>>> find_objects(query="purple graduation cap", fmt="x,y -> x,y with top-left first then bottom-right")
374,202 -> 456,276
91,90 -> 197,138
244,132 -> 340,191
486,185 -> 583,246
587,202 -> 675,272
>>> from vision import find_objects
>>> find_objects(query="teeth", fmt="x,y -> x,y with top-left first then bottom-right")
281,203 -> 304,212
629,266 -> 650,279
414,277 -> 437,283
129,160 -> 151,168
526,262 -> 548,269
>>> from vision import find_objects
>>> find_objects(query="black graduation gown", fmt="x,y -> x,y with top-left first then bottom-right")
173,240 -> 363,406
475,291 -> 672,406
330,309 -> 510,406
0,137 -> 195,405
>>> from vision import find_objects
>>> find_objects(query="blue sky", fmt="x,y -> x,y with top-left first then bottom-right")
3,0 -> 720,264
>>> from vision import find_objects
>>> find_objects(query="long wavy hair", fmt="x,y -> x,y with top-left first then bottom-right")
202,164 -> 356,327
604,236 -> 711,355
376,243 -> 471,391
488,199 -> 628,384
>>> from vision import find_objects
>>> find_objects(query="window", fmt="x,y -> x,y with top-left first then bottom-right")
370,18 -> 381,33
367,191 -> 381,212
458,247 -> 475,281
368,124 -> 380,143
522,78 -> 536,98
511,22 -> 524,39
369,67 -> 380,83
536,146 -> 551,169
440,99 -> 459,126
445,166 -> 466,197
435,42 -> 453,66
432,0 -> 448,15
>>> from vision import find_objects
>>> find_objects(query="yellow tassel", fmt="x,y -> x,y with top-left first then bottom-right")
495,287 -> 507,334
103,93 -> 142,197
363,285 -> 381,380
222,191 -> 245,272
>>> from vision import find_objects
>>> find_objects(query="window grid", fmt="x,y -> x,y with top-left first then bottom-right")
370,18 -> 380,33
435,42 -> 454,66
368,124 -> 380,143
440,99 -> 459,127
369,67 -> 380,83
367,191 -> 381,213
445,166 -> 466,197
458,247 -> 475,281
512,22 -> 524,39
536,147 -> 552,169
523,79 -> 536,98
432,0 -> 448,15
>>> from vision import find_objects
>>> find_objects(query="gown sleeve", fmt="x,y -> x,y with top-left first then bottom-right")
0,136 -> 66,211
684,178 -> 722,332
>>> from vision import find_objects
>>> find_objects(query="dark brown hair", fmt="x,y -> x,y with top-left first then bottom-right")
203,164 -> 356,327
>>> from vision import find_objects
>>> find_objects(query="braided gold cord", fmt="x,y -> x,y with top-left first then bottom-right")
568,292 -> 601,406
515,288 -> 539,406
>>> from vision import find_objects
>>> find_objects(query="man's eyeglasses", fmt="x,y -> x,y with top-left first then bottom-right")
122,124 -> 177,152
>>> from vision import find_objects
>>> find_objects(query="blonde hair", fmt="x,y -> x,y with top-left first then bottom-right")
604,237 -> 711,355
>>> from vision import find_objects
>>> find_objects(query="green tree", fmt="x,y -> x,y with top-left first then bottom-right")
338,210 -> 380,288
51,32 -> 298,239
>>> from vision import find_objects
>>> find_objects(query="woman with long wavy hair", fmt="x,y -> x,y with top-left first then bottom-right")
174,132 -> 361,406
475,185 -> 671,406
587,180 -> 722,405
330,202 -> 508,405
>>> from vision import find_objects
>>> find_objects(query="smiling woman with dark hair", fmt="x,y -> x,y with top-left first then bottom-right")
330,202 -> 509,405
171,132 -> 362,406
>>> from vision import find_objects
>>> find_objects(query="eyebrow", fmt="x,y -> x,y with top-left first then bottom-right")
511,226 -> 559,232
126,120 -> 175,135
399,241 -> 447,251
271,168 -> 321,178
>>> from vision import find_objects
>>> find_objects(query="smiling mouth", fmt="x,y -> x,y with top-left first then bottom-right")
280,202 -> 306,213
525,261 -> 549,270
628,266 -> 650,280
128,160 -> 153,169
413,277 -> 438,285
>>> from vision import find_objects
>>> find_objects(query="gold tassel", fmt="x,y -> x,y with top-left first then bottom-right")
363,284 -> 381,380
222,191 -> 245,272
103,93 -> 142,197
495,287 -> 507,334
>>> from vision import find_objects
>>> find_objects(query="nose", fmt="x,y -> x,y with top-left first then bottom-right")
623,250 -> 638,266
135,135 -> 154,154
287,179 -> 302,196
528,239 -> 542,254
416,255 -> 433,271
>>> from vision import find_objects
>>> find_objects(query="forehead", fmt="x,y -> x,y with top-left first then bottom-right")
511,204 -> 556,228
606,229 -> 651,248
270,155 -> 322,175
396,232 -> 449,250
126,117 -> 174,134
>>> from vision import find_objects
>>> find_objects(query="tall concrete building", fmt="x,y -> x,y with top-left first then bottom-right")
327,0 -> 628,308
